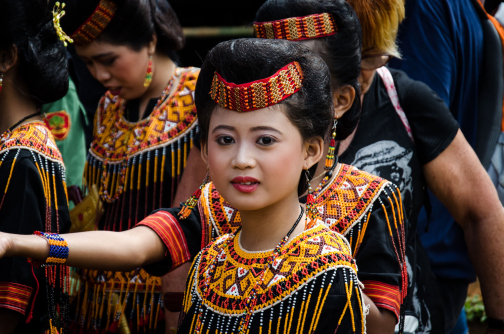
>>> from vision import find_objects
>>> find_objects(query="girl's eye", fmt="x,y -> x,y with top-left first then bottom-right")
101,58 -> 116,66
217,136 -> 234,145
257,136 -> 275,146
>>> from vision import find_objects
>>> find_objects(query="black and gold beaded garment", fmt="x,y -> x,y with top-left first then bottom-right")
71,68 -> 200,334
178,224 -> 365,334
0,121 -> 71,333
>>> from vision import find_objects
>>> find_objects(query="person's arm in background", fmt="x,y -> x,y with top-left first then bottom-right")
423,131 -> 504,330
390,0 -> 504,328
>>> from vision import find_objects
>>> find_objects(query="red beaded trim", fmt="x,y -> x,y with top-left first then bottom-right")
209,62 -> 303,112
254,13 -> 337,42
70,0 -> 117,46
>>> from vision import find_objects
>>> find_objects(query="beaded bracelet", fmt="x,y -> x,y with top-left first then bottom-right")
32,231 -> 69,266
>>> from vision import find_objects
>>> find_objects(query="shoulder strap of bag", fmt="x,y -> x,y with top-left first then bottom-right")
376,66 -> 415,142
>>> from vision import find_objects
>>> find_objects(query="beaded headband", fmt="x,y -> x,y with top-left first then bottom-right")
209,62 -> 303,112
70,0 -> 117,46
254,13 -> 337,41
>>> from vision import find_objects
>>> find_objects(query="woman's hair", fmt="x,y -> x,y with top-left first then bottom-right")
196,38 -> 334,195
255,0 -> 363,141
62,0 -> 184,56
0,0 -> 68,105
346,0 -> 405,58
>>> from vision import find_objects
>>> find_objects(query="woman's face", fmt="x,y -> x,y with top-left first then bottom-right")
203,106 -> 313,212
76,41 -> 151,100
359,48 -> 390,96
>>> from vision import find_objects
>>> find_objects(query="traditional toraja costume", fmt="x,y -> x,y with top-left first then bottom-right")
61,0 -> 201,331
134,61 -> 367,333
0,120 -> 71,333
195,164 -> 408,324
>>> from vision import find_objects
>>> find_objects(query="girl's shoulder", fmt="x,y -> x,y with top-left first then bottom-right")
0,121 -> 63,164
314,163 -> 392,233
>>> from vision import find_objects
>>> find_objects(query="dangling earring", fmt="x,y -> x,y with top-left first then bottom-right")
325,119 -> 338,171
305,170 -> 319,228
143,55 -> 153,88
178,169 -> 210,219
0,72 -> 4,94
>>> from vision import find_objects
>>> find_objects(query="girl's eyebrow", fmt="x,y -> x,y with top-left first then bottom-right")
91,52 -> 115,60
250,126 -> 282,134
212,125 -> 235,133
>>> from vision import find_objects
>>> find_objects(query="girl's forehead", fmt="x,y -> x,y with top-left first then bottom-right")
209,105 -> 294,131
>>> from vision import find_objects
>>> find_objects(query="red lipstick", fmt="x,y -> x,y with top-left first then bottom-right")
231,176 -> 260,193
108,87 -> 122,96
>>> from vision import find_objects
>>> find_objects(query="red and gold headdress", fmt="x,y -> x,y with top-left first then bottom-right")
70,0 -> 117,45
209,62 -> 303,112
254,13 -> 337,41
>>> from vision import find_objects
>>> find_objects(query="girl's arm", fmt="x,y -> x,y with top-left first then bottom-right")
363,294 -> 397,334
0,226 -> 166,271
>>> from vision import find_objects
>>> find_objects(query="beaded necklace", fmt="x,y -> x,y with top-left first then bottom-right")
195,206 -> 305,334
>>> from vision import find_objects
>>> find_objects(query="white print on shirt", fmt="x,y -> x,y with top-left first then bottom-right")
351,140 -> 414,206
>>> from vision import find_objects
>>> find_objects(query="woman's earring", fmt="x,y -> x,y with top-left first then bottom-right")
178,170 -> 210,219
305,170 -> 319,228
0,72 -> 4,94
325,119 -> 338,171
143,55 -> 153,88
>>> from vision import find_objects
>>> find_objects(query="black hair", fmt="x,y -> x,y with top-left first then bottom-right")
61,0 -> 184,57
0,0 -> 68,105
196,38 -> 334,195
255,0 -> 363,140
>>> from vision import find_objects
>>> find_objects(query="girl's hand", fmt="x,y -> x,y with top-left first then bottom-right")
0,232 -> 12,259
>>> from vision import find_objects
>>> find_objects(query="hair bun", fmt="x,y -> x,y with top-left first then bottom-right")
0,0 -> 69,104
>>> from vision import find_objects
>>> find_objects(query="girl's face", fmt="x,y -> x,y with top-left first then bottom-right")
76,41 -> 152,100
203,106 -> 321,212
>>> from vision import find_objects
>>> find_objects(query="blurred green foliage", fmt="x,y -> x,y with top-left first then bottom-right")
465,294 -> 487,323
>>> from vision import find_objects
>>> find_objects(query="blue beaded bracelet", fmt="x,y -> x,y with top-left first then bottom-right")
33,231 -> 69,266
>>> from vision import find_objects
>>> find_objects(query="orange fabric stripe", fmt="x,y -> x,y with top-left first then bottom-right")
136,211 -> 191,269
362,280 -> 401,322
0,282 -> 33,315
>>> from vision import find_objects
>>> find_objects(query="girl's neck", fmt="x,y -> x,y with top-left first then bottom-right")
138,54 -> 176,119
0,76 -> 40,134
239,191 -> 306,252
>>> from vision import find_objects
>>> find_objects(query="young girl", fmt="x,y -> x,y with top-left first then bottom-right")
0,39 -> 365,334
0,1 -> 72,333
59,0 -> 206,331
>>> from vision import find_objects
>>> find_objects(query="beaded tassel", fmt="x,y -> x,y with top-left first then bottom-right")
0,149 -> 20,211
325,119 -> 337,170
179,171 -> 209,219
305,170 -> 320,225
143,55 -> 153,88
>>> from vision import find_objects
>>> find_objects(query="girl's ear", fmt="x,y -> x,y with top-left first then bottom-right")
200,142 -> 209,165
303,136 -> 324,170
0,45 -> 18,73
148,34 -> 157,54
332,84 -> 356,119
